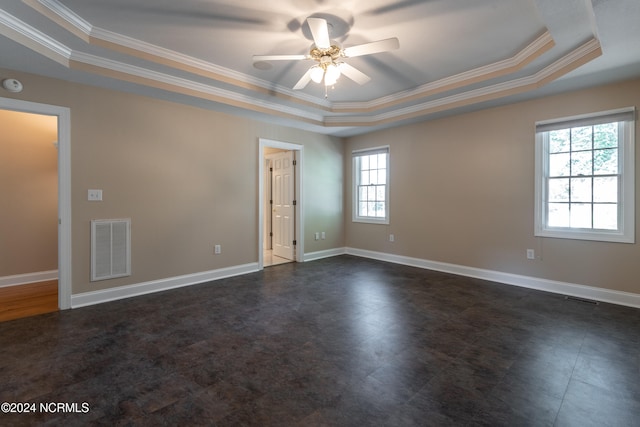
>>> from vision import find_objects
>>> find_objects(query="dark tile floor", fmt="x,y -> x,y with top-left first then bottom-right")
1,255 -> 639,426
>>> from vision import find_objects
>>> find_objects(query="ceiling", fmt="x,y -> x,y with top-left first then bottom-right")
1,0 -> 639,136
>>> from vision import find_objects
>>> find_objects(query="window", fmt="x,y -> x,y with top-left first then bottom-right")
353,146 -> 389,224
535,107 -> 635,243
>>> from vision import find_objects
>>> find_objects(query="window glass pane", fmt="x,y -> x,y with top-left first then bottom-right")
594,123 -> 618,149
375,202 -> 385,217
549,153 -> 570,177
359,202 -> 368,216
593,177 -> 618,203
369,169 -> 379,185
378,170 -> 386,185
593,148 -> 618,175
570,203 -> 592,228
358,186 -> 367,202
367,186 -> 376,201
593,204 -> 618,230
571,126 -> 592,151
376,185 -> 385,202
378,153 -> 387,168
361,170 -> 370,185
367,202 -> 377,216
571,177 -> 592,202
548,203 -> 569,227
548,178 -> 569,202
571,151 -> 592,176
369,154 -> 377,170
361,156 -> 369,170
549,129 -> 570,153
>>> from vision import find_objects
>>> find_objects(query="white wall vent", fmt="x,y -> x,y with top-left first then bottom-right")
91,219 -> 131,281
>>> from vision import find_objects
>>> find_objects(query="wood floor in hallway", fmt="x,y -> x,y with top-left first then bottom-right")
0,280 -> 58,322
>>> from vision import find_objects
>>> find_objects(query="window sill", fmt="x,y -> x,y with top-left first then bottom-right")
353,217 -> 389,225
535,228 -> 634,244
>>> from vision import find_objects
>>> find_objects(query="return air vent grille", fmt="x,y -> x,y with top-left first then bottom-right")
91,219 -> 131,281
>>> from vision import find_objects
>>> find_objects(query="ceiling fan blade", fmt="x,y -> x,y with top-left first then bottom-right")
293,68 -> 313,90
339,63 -> 371,85
307,17 -> 331,49
253,54 -> 308,62
343,38 -> 400,57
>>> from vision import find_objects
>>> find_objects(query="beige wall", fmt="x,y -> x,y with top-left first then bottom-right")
0,109 -> 58,277
1,69 -> 344,295
3,66 -> 638,299
345,77 -> 640,294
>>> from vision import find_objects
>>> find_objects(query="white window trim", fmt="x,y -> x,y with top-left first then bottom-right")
534,107 -> 635,243
352,146 -> 390,224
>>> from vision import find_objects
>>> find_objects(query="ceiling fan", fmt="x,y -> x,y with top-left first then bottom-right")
253,17 -> 399,92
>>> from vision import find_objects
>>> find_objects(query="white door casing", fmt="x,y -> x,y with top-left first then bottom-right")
258,138 -> 303,269
271,151 -> 295,260
0,97 -> 72,310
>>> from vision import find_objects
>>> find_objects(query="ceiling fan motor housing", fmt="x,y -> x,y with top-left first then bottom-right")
310,44 -> 342,63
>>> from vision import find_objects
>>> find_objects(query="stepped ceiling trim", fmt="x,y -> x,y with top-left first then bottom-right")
0,0 -> 623,135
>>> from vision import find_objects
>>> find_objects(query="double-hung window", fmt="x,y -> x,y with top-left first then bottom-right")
353,146 -> 389,224
534,107 -> 635,243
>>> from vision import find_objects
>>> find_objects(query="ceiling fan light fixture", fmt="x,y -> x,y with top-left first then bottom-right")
310,65 -> 324,83
324,76 -> 337,86
254,17 -> 398,92
325,63 -> 341,83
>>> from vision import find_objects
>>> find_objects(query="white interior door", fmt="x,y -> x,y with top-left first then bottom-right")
271,151 -> 295,260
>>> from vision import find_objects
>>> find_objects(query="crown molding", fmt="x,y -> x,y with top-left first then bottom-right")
22,0 -> 91,40
324,38 -> 602,127
69,51 -> 327,125
89,30 -> 332,112
0,8 -> 70,65
23,0 -> 332,111
6,3 -> 603,131
24,0 -> 562,116
331,31 -> 556,113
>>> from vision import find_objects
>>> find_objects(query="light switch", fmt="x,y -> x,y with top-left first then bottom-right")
88,189 -> 103,201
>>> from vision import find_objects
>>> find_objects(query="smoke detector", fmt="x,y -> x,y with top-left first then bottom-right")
2,78 -> 23,93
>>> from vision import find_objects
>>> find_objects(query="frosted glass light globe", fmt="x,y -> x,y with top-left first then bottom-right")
310,66 -> 324,83
325,63 -> 341,84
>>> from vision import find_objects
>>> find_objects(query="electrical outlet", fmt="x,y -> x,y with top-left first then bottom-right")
526,249 -> 535,260
389,234 -> 395,242
88,189 -> 102,201
321,232 -> 325,240
314,232 -> 320,240
214,245 -> 221,254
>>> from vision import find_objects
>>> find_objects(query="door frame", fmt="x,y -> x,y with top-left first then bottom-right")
0,97 -> 72,310
258,138 -> 303,269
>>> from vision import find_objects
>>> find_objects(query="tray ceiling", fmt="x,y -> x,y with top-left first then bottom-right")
1,0 -> 639,136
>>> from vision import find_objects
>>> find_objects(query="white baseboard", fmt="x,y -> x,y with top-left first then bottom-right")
71,263 -> 259,308
345,247 -> 640,309
0,270 -> 58,288
304,247 -> 347,262
68,249 -> 640,310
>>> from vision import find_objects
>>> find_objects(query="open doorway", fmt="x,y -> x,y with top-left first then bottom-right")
0,97 -> 71,314
0,109 -> 57,320
258,139 -> 304,269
